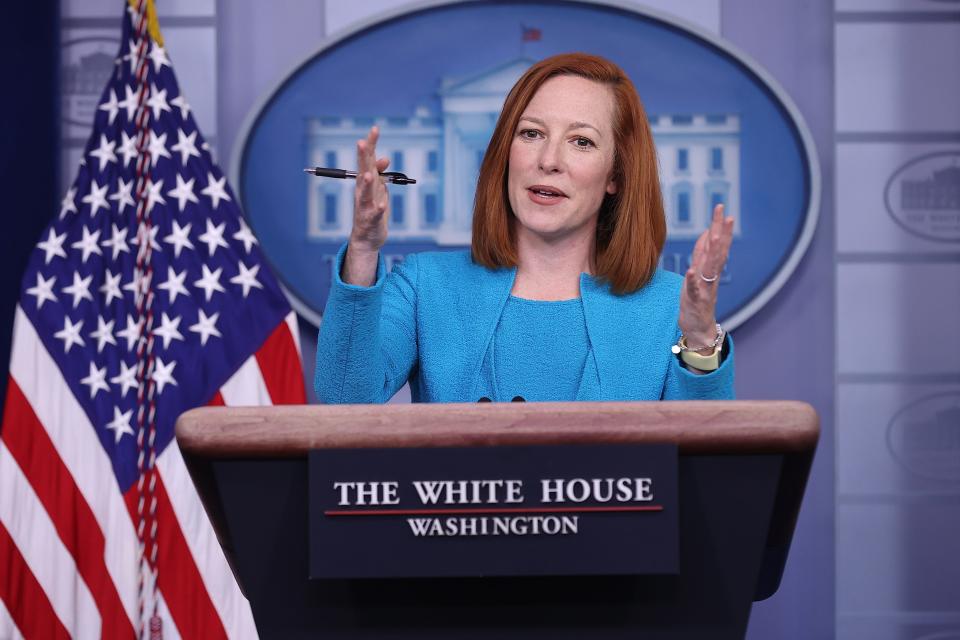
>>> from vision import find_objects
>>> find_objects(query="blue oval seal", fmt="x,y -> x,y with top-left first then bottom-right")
886,391 -> 960,484
884,150 -> 960,243
232,0 -> 820,328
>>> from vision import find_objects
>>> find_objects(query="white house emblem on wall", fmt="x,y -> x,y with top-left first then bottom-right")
885,151 -> 960,242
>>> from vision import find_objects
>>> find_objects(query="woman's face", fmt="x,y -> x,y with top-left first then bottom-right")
507,75 -> 618,246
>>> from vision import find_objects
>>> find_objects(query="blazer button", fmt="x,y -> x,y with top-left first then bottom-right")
511,396 -> 526,402
477,397 -> 492,402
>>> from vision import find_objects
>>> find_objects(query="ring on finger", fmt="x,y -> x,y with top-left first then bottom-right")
699,272 -> 719,283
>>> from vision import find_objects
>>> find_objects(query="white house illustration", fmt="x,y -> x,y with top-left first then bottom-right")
306,58 -> 741,245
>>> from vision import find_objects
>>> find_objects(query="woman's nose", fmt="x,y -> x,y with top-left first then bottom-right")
537,139 -> 563,173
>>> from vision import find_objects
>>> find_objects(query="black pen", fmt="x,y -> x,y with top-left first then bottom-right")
303,166 -> 417,185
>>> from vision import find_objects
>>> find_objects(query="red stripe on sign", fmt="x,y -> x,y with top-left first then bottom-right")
0,520 -> 71,640
325,505 -> 665,516
124,471 -> 228,640
1,378 -> 135,639
208,391 -> 225,406
255,320 -> 305,405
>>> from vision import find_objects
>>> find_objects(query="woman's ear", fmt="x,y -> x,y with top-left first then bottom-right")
606,177 -> 618,195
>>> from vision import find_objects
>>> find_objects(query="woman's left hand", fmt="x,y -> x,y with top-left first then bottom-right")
679,204 -> 735,351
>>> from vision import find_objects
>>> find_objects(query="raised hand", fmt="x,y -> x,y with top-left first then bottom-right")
678,204 -> 735,352
342,126 -> 390,286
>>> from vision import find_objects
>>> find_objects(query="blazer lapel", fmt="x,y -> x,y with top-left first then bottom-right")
456,261 -> 516,401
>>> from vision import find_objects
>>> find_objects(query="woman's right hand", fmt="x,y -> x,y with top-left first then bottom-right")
343,126 -> 390,286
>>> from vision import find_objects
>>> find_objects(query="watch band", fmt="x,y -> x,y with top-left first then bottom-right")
672,324 -> 725,372
679,346 -> 720,371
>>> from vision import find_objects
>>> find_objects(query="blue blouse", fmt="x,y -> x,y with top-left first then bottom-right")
493,296 -> 589,402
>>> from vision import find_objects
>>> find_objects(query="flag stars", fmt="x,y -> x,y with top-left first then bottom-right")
89,315 -> 117,353
189,309 -> 221,346
100,269 -> 123,306
198,219 -> 229,256
170,94 -> 190,120
171,129 -> 201,166
101,223 -> 131,260
122,272 -> 150,306
25,272 -> 57,309
132,224 -> 160,251
81,180 -> 110,217
230,262 -> 264,298
193,264 -> 225,301
37,228 -> 67,264
54,316 -> 85,353
201,173 -> 232,210
163,220 -> 194,258
118,84 -> 139,122
105,406 -> 135,443
116,314 -> 142,351
118,131 -> 138,167
111,360 -> 139,397
88,134 -> 117,172
63,271 -> 94,307
152,313 -> 184,349
59,187 -> 78,219
71,226 -> 103,263
151,357 -> 178,394
98,89 -> 120,125
148,43 -> 171,72
147,83 -> 171,120
122,37 -> 141,74
80,362 -> 110,398
147,131 -> 171,167
233,219 -> 258,254
109,178 -> 135,214
157,266 -> 190,303
145,178 -> 166,214
167,174 -> 199,212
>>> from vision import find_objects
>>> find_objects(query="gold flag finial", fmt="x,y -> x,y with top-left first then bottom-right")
126,0 -> 165,47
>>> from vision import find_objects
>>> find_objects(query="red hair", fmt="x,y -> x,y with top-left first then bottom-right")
471,53 -> 666,294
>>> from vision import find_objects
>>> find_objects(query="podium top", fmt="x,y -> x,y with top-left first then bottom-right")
175,400 -> 818,458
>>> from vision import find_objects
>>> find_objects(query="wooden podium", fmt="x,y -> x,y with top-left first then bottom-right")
176,401 -> 818,639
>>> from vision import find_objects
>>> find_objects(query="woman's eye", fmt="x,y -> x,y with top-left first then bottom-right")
519,129 -> 542,140
572,136 -> 595,148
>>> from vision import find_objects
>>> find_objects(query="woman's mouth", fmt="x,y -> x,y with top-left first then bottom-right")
527,185 -> 567,204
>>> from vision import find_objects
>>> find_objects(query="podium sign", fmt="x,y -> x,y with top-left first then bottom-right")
308,444 -> 678,579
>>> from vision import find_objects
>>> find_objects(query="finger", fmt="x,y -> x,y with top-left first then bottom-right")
707,204 -> 723,245
357,138 -> 372,175
705,216 -> 735,277
699,205 -> 727,277
357,127 -> 379,172
684,268 -> 700,300
376,156 -> 390,173
365,126 -> 380,168
690,229 -> 708,273
357,171 -> 376,207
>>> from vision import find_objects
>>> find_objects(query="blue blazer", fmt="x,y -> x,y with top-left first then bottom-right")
315,244 -> 734,403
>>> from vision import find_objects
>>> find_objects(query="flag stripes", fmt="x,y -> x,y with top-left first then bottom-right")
0,522 -> 67,640
122,475 -> 228,640
1,379 -> 135,638
255,317 -> 306,406
0,440 -> 101,637
156,443 -> 259,639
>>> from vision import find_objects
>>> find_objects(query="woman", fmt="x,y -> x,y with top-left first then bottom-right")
315,53 -> 735,403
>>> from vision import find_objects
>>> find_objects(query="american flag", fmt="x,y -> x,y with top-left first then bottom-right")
0,2 -> 304,638
521,25 -> 542,42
